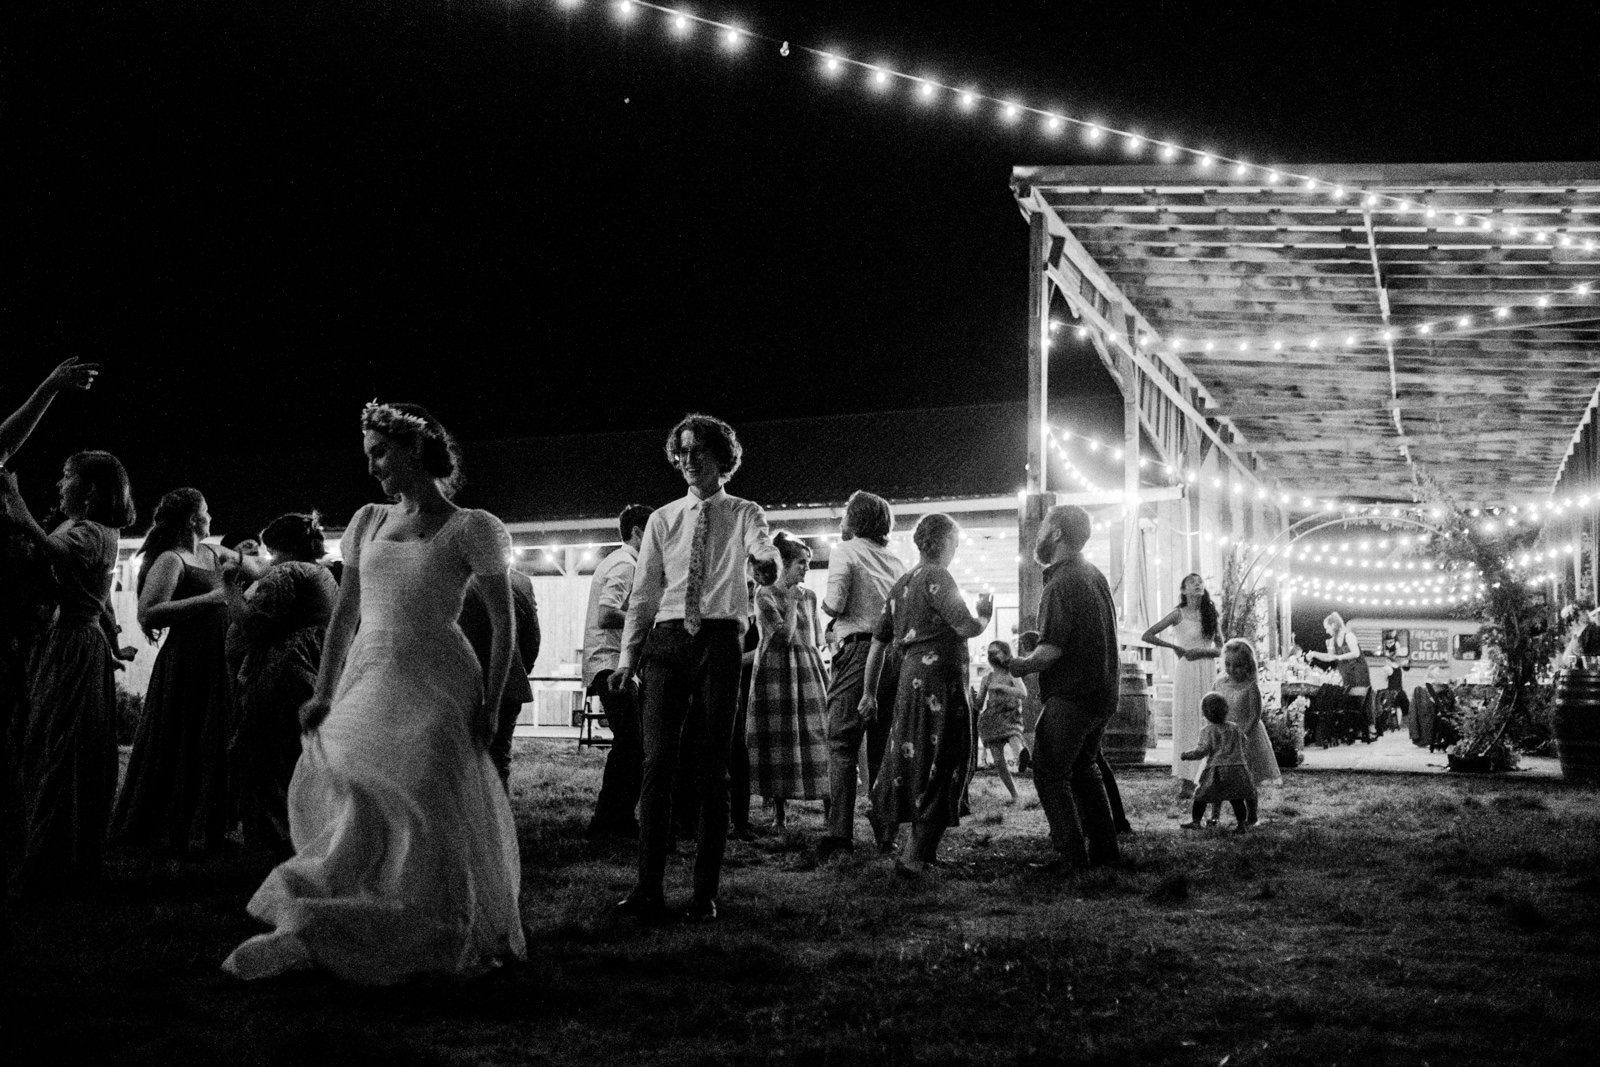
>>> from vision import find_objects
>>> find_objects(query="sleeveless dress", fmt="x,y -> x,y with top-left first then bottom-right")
111,547 -> 236,855
15,520 -> 120,889
223,505 -> 526,984
1168,612 -> 1214,785
745,584 -> 829,801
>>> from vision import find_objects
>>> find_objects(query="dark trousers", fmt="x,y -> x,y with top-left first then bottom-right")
1033,694 -> 1120,868
823,638 -> 897,841
635,620 -> 742,902
729,657 -> 752,831
488,697 -> 526,790
588,671 -> 642,832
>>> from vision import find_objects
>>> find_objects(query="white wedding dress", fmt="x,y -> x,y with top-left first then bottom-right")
224,504 -> 527,984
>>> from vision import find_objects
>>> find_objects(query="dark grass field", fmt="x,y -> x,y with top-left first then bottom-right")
7,743 -> 1600,1066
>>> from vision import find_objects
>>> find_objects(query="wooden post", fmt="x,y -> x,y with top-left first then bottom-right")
1122,363 -> 1141,624
1026,209 -> 1049,499
1021,208 -> 1053,751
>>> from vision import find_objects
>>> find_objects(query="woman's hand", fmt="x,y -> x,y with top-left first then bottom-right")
44,357 -> 101,393
299,696 -> 331,734
976,591 -> 994,618
857,693 -> 878,724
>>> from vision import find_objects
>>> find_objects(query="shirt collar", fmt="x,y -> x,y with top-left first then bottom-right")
1042,552 -> 1084,584
686,488 -> 727,507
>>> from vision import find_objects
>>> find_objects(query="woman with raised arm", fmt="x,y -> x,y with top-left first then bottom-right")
1307,611 -> 1376,740
0,452 -> 133,893
1142,573 -> 1222,796
224,401 -> 525,984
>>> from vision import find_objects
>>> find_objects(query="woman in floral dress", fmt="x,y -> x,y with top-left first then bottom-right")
859,514 -> 992,875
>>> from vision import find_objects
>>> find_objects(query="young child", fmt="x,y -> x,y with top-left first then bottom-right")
1180,692 -> 1257,833
1211,638 -> 1279,826
975,641 -> 1028,803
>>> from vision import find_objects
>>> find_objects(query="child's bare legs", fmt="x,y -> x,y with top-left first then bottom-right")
772,798 -> 786,831
1229,799 -> 1248,831
1245,796 -> 1259,825
987,741 -> 1019,802
1208,802 -> 1222,826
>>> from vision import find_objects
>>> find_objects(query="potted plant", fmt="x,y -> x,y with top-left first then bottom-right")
1443,693 -> 1519,773
1263,692 -> 1305,769
1426,483 -> 1567,775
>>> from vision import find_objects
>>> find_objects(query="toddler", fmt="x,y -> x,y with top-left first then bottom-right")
975,641 -> 1027,803
1208,638 -> 1279,826
1180,692 -> 1257,833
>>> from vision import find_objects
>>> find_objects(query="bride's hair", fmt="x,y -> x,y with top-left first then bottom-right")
362,401 -> 464,499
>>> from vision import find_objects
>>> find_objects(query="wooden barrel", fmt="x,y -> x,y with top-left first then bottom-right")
1103,662 -> 1153,766
1554,669 -> 1600,787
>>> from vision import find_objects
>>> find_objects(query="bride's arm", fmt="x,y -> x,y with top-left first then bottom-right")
302,561 -> 360,731
478,572 -> 514,741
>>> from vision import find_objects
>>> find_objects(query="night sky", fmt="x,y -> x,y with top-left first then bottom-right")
9,0 -> 1600,498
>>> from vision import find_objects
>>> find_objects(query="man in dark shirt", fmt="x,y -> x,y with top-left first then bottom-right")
1005,504 -> 1120,870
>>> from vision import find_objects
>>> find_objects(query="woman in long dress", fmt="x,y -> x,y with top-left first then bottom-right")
745,531 -> 829,831
112,488 -> 264,856
0,451 -> 134,892
1142,573 -> 1221,795
224,401 -> 526,984
859,513 -> 993,875
225,512 -> 338,858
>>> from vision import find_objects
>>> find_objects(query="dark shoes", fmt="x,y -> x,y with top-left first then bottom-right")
683,896 -> 719,924
612,890 -> 670,924
815,836 -> 854,863
585,817 -> 640,841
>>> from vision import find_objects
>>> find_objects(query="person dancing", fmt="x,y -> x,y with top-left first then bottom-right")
1,451 -> 134,894
1142,573 -> 1221,797
859,513 -> 993,876
612,413 -> 775,924
112,488 -> 265,857
224,512 -> 338,858
224,401 -> 525,983
816,490 -> 903,862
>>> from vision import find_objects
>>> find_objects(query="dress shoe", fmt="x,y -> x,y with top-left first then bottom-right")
682,896 -> 719,923
612,890 -> 669,924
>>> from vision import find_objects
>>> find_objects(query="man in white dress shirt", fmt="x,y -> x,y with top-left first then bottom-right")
582,503 -> 653,840
611,414 -> 774,923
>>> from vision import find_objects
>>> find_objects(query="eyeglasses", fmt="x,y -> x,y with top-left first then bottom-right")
672,446 -> 714,460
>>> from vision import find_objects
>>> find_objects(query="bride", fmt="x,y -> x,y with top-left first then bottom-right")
224,401 -> 526,983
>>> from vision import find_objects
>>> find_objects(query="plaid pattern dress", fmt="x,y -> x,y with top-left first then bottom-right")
746,583 -> 829,800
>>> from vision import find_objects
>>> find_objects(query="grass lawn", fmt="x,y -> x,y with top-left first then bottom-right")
7,742 -> 1600,1066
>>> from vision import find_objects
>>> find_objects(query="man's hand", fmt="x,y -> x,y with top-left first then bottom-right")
607,669 -> 632,695
857,693 -> 878,724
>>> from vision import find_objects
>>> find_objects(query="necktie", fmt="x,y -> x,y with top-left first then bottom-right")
683,501 -> 710,634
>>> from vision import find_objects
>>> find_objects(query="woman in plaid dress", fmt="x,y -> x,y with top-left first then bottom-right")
746,531 -> 829,830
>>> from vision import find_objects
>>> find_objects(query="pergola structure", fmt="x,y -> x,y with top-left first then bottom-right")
1011,162 -> 1600,647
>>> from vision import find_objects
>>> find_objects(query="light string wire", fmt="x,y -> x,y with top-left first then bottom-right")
1049,419 -> 1599,517
574,0 -> 1600,345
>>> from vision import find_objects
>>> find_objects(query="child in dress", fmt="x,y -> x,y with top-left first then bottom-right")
1211,638 -> 1279,826
975,641 -> 1027,804
1180,693 -> 1256,833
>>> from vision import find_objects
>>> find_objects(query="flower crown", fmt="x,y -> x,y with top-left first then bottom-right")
361,400 -> 438,440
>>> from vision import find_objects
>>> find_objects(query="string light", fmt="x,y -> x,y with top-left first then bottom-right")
545,2 -> 1597,255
